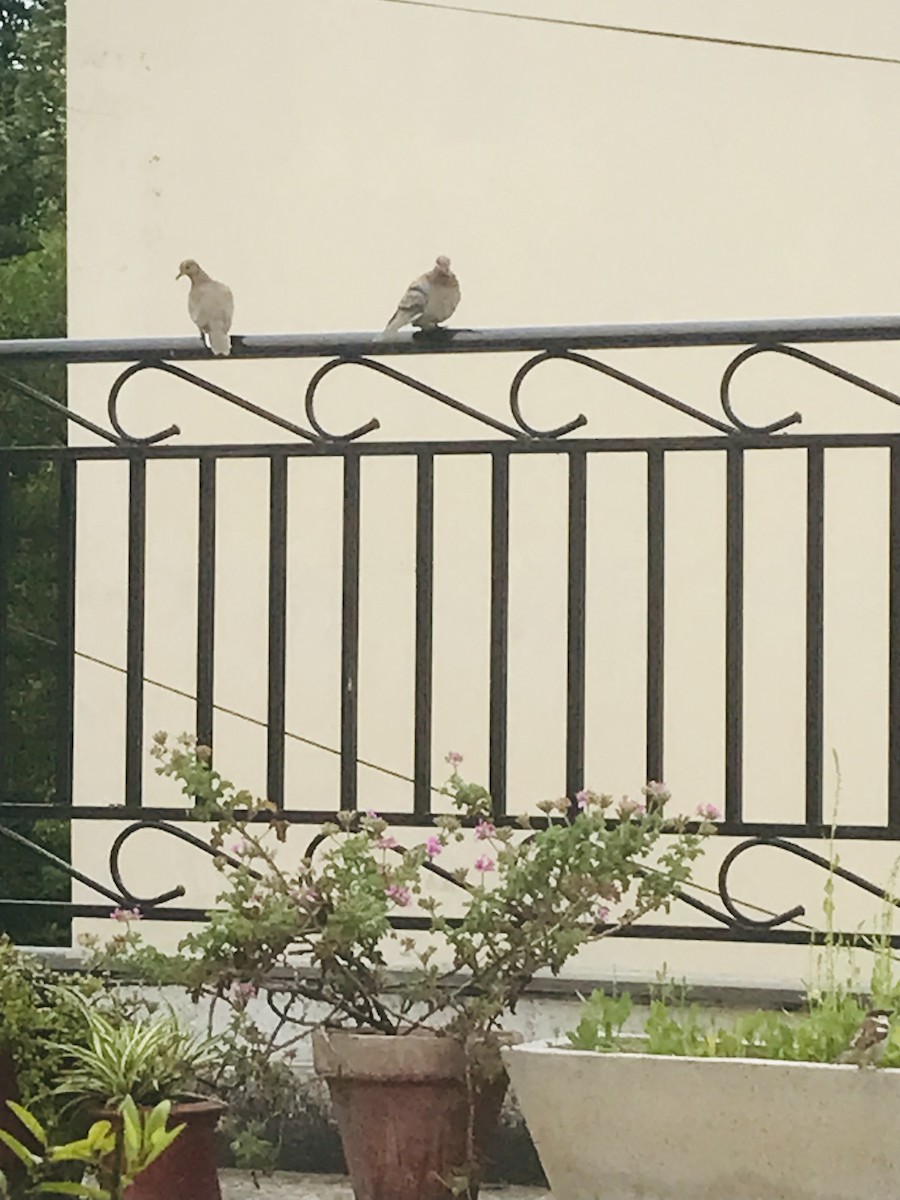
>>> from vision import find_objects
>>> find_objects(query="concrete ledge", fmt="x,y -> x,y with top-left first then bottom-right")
23,947 -> 808,1010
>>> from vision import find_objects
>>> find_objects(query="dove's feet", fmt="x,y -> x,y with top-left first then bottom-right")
412,325 -> 462,343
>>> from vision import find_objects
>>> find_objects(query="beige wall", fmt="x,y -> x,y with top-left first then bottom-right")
66,0 -> 900,985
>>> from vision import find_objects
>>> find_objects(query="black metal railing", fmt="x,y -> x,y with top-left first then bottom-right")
3,317 -> 900,943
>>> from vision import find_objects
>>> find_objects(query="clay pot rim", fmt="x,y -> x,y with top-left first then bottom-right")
96,1096 -> 227,1118
312,1026 -> 522,1083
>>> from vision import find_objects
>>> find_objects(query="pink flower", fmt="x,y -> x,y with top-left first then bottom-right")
474,856 -> 495,874
575,789 -> 591,809
643,781 -> 671,803
366,809 -> 380,820
425,836 -> 443,859
229,840 -> 248,857
110,907 -> 141,922
617,796 -> 645,819
595,905 -> 611,923
445,751 -> 463,766
230,981 -> 258,1006
376,835 -> 399,850
696,803 -> 721,821
386,883 -> 412,907
474,820 -> 496,840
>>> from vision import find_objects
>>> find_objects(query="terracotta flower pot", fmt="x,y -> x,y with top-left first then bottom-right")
313,1027 -> 519,1200
102,1098 -> 226,1200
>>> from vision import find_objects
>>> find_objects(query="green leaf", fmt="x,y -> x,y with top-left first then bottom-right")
6,1099 -> 47,1147
119,1100 -> 140,1159
35,1184 -> 111,1199
140,1126 -> 183,1170
0,1128 -> 39,1167
141,1099 -> 171,1146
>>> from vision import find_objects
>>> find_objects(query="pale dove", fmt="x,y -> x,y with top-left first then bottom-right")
176,259 -> 234,356
382,256 -> 460,336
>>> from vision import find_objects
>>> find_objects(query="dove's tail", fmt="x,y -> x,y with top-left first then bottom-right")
208,326 -> 232,356
382,309 -> 411,336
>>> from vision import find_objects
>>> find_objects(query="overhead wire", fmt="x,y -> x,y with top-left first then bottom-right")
6,618 -> 880,940
380,0 -> 900,67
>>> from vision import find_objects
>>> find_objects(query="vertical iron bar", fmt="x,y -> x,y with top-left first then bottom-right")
266,457 -> 288,807
806,446 -> 825,826
195,457 -> 216,755
645,450 -> 665,785
0,457 -> 9,799
414,454 -> 434,816
341,454 -> 361,811
55,458 -> 77,802
566,451 -> 588,799
124,456 -> 147,805
891,446 -> 900,829
725,448 -> 744,823
489,452 -> 509,817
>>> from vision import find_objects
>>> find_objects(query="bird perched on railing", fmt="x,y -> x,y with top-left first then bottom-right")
382,256 -> 460,336
837,1009 -> 892,1067
176,259 -> 234,356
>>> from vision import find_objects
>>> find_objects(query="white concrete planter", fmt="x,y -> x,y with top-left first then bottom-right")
504,1040 -> 900,1200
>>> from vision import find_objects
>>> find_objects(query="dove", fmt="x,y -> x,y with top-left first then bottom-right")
176,259 -> 234,356
382,256 -> 460,336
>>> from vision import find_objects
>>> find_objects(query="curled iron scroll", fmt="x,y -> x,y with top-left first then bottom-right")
510,349 -> 736,438
304,356 -> 527,442
717,835 -> 900,930
108,361 -> 320,445
720,343 -> 900,434
109,819 -> 262,909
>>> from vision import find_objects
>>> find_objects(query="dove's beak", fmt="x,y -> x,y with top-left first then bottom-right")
175,269 -> 184,280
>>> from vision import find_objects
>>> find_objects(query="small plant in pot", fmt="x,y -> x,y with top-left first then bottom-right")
86,734 -> 717,1200
0,1095 -> 184,1200
51,1006 -> 225,1200
504,863 -> 900,1200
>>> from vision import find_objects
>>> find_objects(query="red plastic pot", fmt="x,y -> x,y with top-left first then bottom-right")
313,1028 -> 518,1200
103,1098 -> 226,1200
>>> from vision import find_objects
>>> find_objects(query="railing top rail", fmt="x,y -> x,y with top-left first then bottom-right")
3,315 -> 900,363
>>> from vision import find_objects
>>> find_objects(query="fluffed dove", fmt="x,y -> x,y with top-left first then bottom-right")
176,259 -> 234,356
382,256 -> 460,336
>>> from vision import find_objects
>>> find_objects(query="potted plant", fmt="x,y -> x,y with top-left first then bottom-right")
504,958 -> 900,1200
51,1006 -> 225,1200
86,734 -> 716,1200
0,1095 -> 184,1200
0,939 -> 103,1186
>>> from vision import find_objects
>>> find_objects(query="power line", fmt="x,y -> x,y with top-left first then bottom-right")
8,621 -> 427,791
380,0 -> 900,67
7,623 -> 882,940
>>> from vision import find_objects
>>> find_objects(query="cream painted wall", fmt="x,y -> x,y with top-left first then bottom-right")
66,0 -> 900,984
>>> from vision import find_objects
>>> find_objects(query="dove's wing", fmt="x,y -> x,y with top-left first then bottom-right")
189,280 -> 234,356
384,275 -> 430,334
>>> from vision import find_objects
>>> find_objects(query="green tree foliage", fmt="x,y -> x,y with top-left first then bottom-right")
0,0 -> 65,259
0,0 -> 68,944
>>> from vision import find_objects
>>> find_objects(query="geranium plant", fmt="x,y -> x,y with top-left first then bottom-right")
93,734 -> 716,1035
83,733 -> 717,1172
